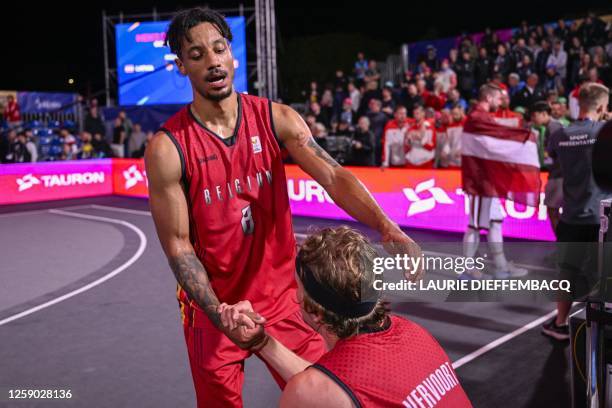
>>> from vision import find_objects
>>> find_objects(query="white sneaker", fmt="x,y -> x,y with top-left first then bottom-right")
494,261 -> 528,279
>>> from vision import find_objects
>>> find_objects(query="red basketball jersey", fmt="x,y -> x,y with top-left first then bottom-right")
161,93 -> 298,325
314,315 -> 472,408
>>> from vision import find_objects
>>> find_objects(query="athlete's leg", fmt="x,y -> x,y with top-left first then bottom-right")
463,195 -> 481,258
182,301 -> 249,408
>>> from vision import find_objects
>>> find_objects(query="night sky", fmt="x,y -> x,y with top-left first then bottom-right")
4,0 -> 610,97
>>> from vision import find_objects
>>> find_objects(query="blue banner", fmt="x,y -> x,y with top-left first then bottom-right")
17,92 -> 77,113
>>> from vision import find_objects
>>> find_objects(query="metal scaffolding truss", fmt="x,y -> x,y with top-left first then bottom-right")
254,0 -> 277,101
101,3 -> 277,106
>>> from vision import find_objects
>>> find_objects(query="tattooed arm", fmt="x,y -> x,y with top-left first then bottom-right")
272,103 -> 423,279
145,132 -> 265,345
272,103 -> 408,237
145,132 -> 222,325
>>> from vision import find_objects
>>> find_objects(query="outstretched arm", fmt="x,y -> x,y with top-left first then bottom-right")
272,103 -> 420,263
273,103 -> 399,236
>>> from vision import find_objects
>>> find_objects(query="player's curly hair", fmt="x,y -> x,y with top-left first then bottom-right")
165,7 -> 233,59
297,226 -> 387,339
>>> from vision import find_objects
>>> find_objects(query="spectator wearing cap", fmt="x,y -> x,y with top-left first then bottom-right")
547,40 -> 568,81
349,116 -> 375,166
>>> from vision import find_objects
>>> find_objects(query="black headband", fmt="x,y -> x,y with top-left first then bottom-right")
295,256 -> 378,319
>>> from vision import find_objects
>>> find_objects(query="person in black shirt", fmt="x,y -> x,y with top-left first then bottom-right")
542,83 -> 611,341
455,51 -> 476,100
475,47 -> 492,88
349,116 -> 375,166
534,39 -> 552,77
92,132 -> 115,158
512,73 -> 546,111
365,99 -> 389,166
11,132 -> 31,163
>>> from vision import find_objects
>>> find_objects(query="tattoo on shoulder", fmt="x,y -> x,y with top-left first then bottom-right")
169,252 -> 221,327
307,137 -> 340,167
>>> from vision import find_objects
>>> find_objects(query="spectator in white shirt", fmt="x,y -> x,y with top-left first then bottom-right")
381,105 -> 410,168
547,40 -> 568,80
347,82 -> 361,113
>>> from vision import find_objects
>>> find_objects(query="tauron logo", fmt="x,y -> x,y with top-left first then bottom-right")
123,165 -> 145,190
403,179 -> 453,216
16,174 -> 41,192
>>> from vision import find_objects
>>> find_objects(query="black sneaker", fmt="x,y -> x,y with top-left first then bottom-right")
541,317 -> 570,341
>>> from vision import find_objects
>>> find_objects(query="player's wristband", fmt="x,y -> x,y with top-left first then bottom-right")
250,333 -> 270,353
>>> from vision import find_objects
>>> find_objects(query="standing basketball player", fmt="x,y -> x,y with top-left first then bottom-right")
145,8 -> 418,408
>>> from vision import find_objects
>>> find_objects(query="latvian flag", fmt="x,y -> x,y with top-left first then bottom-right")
461,110 -> 541,207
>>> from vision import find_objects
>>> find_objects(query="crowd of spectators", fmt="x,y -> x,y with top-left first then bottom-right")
0,97 -> 153,164
1,13 -> 610,168
299,13 -> 612,168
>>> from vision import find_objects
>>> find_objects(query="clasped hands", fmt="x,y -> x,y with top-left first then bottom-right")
217,300 -> 269,351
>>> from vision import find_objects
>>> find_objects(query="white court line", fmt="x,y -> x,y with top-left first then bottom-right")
89,204 -> 151,216
451,309 -> 557,369
13,203 -> 560,369
88,206 -> 556,273
0,209 -> 147,327
0,204 -> 92,218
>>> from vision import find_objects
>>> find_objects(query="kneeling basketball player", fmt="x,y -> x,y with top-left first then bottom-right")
220,227 -> 472,408
145,7 -> 420,407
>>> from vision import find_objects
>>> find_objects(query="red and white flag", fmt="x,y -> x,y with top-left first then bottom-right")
461,108 -> 541,206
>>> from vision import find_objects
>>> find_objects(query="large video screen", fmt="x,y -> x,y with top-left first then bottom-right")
116,17 -> 247,106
